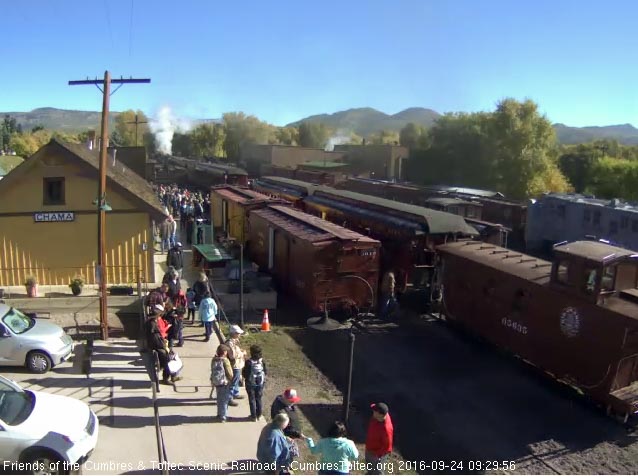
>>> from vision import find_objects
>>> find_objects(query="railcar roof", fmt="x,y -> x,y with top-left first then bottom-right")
252,205 -> 378,244
312,187 -> 478,236
553,240 -> 638,264
437,241 -> 552,283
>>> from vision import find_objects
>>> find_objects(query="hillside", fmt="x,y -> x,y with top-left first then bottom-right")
554,123 -> 638,145
0,108 -> 119,132
3,107 -> 638,145
287,107 -> 441,137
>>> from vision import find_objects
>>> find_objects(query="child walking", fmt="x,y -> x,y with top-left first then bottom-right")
186,287 -> 196,323
242,344 -> 267,422
211,344 -> 234,422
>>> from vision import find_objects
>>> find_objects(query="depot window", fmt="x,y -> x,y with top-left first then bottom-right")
43,177 -> 65,205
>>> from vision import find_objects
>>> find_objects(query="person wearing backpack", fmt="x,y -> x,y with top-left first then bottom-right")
211,344 -> 233,422
242,345 -> 268,422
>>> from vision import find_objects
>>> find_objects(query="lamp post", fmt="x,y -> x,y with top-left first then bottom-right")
307,274 -> 375,426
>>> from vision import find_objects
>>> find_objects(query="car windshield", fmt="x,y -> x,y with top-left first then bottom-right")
0,379 -> 34,426
1,308 -> 35,335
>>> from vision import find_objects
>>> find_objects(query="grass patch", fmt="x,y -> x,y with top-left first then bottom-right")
220,322 -> 409,474
0,155 -> 24,173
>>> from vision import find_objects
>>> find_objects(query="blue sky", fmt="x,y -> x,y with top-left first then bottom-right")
1,0 -> 636,127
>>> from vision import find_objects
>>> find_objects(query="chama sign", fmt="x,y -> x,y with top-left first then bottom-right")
34,212 -> 75,223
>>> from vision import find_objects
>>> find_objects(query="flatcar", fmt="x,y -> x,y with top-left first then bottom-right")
437,239 -> 638,419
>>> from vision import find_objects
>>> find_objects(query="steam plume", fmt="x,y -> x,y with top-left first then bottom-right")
324,133 -> 352,152
150,106 -> 192,154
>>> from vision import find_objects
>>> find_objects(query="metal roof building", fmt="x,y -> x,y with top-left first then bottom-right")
526,193 -> 638,253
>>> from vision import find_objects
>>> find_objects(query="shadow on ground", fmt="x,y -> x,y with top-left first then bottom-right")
287,316 -> 638,473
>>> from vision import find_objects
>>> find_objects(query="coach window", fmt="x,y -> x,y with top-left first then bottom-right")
633,220 -> 638,233
601,265 -> 617,293
555,260 -> 570,285
583,209 -> 591,223
557,205 -> 566,219
43,177 -> 65,205
593,210 -> 601,226
584,268 -> 598,294
610,221 -> 619,235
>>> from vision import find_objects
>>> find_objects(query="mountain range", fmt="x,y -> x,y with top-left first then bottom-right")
1,107 -> 119,132
3,107 -> 638,145
286,107 -> 441,137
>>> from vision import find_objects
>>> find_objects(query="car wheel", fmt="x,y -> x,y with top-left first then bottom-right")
26,351 -> 52,373
22,450 -> 69,475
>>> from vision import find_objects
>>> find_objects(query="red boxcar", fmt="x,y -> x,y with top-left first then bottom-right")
437,239 -> 638,419
248,205 -> 380,314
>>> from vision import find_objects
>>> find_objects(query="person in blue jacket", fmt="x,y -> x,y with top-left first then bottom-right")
305,421 -> 359,475
257,413 -> 292,474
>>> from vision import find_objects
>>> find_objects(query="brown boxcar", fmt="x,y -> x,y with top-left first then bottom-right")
248,205 -> 380,314
437,239 -> 638,418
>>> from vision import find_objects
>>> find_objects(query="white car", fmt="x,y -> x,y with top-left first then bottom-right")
0,304 -> 74,373
0,375 -> 98,475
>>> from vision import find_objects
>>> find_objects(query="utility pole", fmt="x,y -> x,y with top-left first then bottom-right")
126,114 -> 148,146
69,72 -> 151,340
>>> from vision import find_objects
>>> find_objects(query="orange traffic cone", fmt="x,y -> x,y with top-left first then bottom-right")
261,309 -> 271,332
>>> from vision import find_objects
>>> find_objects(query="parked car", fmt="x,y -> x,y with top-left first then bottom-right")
0,304 -> 74,373
0,375 -> 98,474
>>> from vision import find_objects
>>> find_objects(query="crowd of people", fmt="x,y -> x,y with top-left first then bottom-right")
155,184 -> 211,249
146,183 -> 395,475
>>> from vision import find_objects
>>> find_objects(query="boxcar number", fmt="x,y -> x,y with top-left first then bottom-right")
501,317 -> 528,335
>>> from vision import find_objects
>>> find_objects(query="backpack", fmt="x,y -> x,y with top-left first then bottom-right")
211,358 -> 227,386
248,358 -> 265,386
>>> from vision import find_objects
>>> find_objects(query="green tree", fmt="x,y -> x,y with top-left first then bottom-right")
172,132 -> 195,157
558,147 -> 597,193
489,98 -> 559,199
588,157 -> 638,201
191,123 -> 226,158
399,122 -> 428,149
275,126 -> 299,145
424,112 -> 495,188
113,110 -> 150,147
298,122 -> 331,148
368,129 -> 400,145
223,112 -> 276,160
9,129 -> 52,157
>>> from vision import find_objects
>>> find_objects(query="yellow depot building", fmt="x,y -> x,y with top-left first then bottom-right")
0,139 -> 166,287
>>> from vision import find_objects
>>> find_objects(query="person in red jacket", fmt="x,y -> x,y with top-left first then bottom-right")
365,402 -> 393,475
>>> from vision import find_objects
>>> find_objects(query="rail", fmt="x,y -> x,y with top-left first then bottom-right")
152,379 -> 169,475
139,280 -> 168,475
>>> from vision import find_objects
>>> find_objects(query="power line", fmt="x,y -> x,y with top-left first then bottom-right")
128,0 -> 135,57
103,0 -> 115,48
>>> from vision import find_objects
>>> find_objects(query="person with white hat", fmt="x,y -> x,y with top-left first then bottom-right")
225,324 -> 247,406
